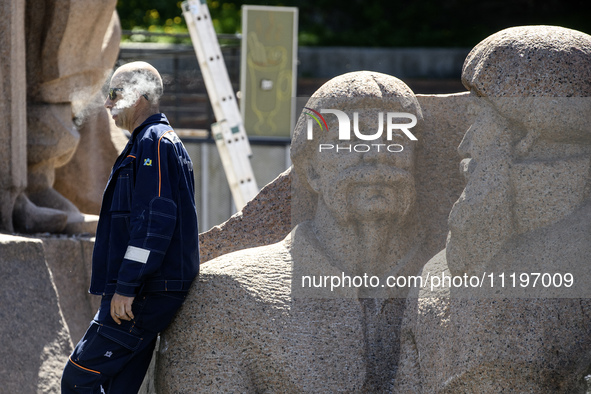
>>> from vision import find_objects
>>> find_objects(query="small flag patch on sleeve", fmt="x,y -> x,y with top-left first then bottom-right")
124,246 -> 150,264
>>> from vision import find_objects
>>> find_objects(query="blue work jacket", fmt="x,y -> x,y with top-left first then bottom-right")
90,114 -> 199,297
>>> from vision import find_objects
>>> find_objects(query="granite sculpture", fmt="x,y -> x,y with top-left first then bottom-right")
22,0 -> 121,234
157,25 -> 591,393
0,234 -> 74,393
0,0 -> 121,234
157,72 -> 435,392
394,25 -> 591,393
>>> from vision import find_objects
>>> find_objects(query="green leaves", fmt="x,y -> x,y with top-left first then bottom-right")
117,0 -> 591,46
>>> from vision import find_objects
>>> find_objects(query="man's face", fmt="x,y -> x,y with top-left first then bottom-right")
104,73 -> 137,131
306,108 -> 417,225
446,96 -> 515,274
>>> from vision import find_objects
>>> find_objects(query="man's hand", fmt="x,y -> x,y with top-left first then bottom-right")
110,293 -> 135,325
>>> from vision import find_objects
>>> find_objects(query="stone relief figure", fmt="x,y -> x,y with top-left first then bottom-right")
394,26 -> 591,393
156,71 -> 434,392
4,0 -> 120,234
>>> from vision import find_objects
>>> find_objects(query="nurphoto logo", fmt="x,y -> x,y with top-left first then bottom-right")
304,107 -> 418,153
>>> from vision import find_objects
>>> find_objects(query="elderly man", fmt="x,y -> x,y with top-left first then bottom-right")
394,26 -> 591,392
157,71 -> 432,393
61,61 -> 199,393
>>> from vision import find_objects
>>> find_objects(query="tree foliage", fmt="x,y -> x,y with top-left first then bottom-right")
117,0 -> 591,47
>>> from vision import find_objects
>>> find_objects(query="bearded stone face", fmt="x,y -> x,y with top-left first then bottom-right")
305,108 -> 418,226
446,97 -> 516,276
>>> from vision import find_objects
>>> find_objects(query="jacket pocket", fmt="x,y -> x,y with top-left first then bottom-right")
110,158 -> 134,212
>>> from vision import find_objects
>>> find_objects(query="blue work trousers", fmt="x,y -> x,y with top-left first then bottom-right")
61,291 -> 186,393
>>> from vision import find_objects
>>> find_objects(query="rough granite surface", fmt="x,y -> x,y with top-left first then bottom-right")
198,167 -> 294,263
0,234 -> 73,393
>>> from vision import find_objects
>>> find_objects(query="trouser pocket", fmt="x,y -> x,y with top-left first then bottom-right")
70,321 -> 144,377
61,358 -> 102,393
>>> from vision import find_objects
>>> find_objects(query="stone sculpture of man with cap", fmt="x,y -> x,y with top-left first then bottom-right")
394,25 -> 591,393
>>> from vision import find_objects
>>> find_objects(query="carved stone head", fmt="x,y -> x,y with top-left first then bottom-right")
291,71 -> 423,225
448,26 -> 591,275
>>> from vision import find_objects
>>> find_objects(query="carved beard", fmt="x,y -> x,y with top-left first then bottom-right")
319,165 -> 416,226
446,154 -> 515,277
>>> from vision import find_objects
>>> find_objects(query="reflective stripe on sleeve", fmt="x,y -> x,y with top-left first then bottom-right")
124,246 -> 150,264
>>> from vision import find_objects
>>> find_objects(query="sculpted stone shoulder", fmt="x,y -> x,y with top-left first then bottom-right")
156,230 -> 370,392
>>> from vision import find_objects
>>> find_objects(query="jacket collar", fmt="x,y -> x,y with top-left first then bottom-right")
131,113 -> 170,140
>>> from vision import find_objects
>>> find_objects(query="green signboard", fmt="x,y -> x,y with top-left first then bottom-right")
240,6 -> 298,138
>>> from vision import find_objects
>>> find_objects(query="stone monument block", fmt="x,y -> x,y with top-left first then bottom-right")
0,234 -> 72,393
43,236 -> 98,344
198,167 -> 293,263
